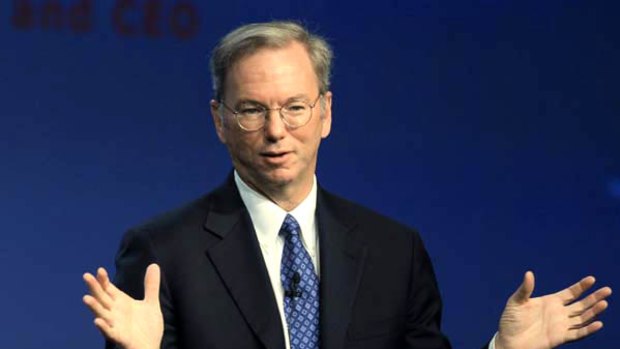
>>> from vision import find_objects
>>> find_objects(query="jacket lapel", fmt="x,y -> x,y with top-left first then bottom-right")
204,177 -> 285,349
317,188 -> 368,349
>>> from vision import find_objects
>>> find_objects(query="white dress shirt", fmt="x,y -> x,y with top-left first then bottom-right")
234,171 -> 320,349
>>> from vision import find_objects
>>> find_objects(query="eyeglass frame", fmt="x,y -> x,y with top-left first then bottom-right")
218,94 -> 323,132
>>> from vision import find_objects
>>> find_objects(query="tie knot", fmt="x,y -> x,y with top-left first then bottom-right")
280,214 -> 301,237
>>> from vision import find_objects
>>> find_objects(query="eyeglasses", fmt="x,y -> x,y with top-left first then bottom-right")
220,94 -> 322,132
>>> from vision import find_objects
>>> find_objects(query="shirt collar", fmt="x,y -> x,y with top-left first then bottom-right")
234,171 -> 318,250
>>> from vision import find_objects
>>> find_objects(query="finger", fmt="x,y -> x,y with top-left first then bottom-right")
96,267 -> 124,299
571,300 -> 609,327
510,271 -> 535,304
96,268 -> 118,298
568,286 -> 613,315
557,276 -> 596,304
96,268 -> 111,292
83,272 -> 113,309
144,263 -> 161,304
82,294 -> 111,320
566,321 -> 604,342
94,317 -> 117,341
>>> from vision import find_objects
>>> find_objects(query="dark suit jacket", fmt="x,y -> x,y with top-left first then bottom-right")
108,175 -> 452,349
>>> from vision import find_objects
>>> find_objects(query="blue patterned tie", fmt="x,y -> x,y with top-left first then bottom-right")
280,214 -> 320,349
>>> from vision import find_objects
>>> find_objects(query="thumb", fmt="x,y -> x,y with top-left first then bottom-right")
510,270 -> 535,305
143,263 -> 161,304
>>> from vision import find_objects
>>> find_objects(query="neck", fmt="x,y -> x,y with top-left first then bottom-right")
239,173 -> 313,212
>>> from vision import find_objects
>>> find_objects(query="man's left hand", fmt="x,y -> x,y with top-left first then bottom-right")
495,271 -> 611,349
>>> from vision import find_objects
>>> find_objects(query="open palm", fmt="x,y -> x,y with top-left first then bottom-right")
496,271 -> 612,349
83,264 -> 164,349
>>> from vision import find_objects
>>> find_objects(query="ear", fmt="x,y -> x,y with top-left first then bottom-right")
320,91 -> 332,139
210,99 -> 227,144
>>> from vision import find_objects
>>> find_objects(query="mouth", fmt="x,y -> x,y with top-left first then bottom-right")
260,151 -> 292,162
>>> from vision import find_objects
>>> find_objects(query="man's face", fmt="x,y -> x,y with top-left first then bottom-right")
211,41 -> 332,196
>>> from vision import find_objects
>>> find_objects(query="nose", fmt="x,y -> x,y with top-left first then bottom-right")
263,109 -> 287,142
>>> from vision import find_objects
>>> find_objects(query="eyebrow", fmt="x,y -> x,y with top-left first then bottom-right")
234,94 -> 312,107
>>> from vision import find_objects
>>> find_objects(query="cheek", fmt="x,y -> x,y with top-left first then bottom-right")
297,129 -> 323,159
227,134 -> 260,161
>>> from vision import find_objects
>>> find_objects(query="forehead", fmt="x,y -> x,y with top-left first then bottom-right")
224,42 -> 319,101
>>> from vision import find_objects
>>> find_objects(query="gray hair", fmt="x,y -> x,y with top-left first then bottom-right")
209,20 -> 333,101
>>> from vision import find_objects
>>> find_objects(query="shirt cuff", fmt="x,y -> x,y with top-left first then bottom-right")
488,332 -> 498,349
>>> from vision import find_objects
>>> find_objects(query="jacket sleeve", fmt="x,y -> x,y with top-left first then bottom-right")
404,231 -> 452,349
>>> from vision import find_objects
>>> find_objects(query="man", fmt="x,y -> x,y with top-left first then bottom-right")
83,21 -> 611,349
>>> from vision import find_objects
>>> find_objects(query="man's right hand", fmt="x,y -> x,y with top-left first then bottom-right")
82,264 -> 164,349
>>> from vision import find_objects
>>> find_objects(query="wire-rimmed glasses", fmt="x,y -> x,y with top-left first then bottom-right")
220,94 -> 322,132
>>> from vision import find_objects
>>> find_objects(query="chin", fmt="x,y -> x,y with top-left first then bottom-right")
260,169 -> 297,187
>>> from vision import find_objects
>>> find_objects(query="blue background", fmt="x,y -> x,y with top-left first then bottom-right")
1,1 -> 618,348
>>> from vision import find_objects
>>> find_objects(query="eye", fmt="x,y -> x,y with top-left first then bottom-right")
284,103 -> 309,113
239,106 -> 264,117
